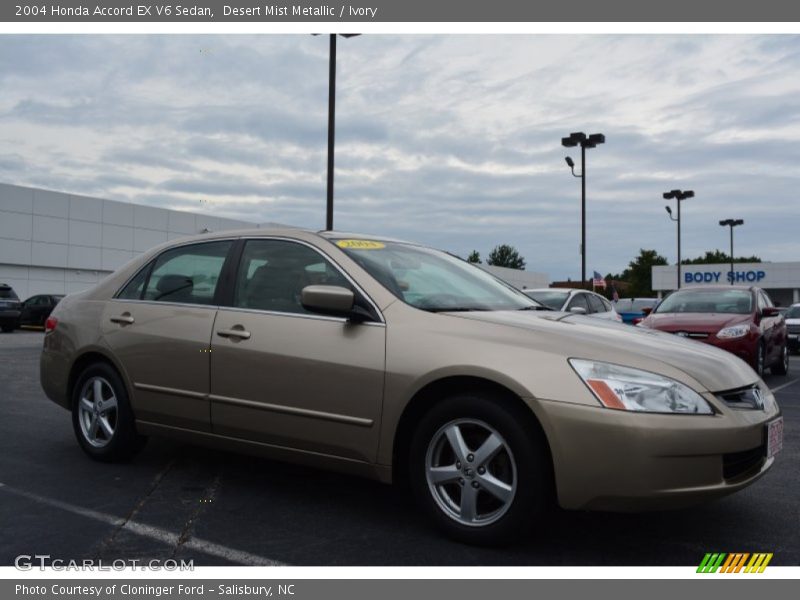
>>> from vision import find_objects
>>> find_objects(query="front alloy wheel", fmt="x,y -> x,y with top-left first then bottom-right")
425,419 -> 517,527
409,393 -> 549,545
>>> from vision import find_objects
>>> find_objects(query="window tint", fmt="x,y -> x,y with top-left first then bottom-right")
142,241 -> 232,305
33,296 -> 49,306
567,293 -> 589,312
587,294 -> 608,313
0,286 -> 19,300
234,240 -> 352,315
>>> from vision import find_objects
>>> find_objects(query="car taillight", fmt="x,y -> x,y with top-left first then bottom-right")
632,317 -> 643,326
45,316 -> 58,333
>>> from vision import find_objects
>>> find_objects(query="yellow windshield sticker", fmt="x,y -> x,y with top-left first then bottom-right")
336,239 -> 385,250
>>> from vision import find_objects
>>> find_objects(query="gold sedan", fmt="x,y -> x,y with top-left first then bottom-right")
40,229 -> 782,545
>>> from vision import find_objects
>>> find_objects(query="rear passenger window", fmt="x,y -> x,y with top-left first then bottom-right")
142,241 -> 232,305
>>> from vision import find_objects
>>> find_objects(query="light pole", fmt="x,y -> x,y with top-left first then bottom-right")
719,218 -> 744,285
319,33 -> 360,231
562,132 -> 605,288
663,189 -> 694,289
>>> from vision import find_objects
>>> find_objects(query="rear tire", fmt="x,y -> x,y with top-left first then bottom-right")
71,362 -> 146,462
771,344 -> 789,376
408,392 -> 550,546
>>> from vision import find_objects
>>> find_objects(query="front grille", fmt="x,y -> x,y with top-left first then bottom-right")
716,385 -> 765,410
788,324 -> 800,335
672,331 -> 710,339
723,445 -> 765,480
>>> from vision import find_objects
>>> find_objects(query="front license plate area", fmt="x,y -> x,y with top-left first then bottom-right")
766,418 -> 784,459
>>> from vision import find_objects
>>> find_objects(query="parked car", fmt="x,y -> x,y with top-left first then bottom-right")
41,230 -> 782,545
0,283 -> 22,332
613,297 -> 660,325
19,294 -> 65,328
637,286 -> 789,377
522,288 -> 622,322
785,303 -> 800,354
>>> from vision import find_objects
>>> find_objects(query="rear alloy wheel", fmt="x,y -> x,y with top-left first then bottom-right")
771,344 -> 789,376
409,393 -> 549,546
72,362 -> 146,462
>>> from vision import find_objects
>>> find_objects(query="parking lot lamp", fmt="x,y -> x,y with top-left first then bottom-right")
663,189 -> 695,289
317,33 -> 360,231
562,132 -> 605,288
719,218 -> 745,285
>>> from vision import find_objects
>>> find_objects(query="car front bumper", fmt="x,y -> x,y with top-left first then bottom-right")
531,393 -> 780,511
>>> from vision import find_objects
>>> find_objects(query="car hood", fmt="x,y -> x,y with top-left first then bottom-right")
445,309 -> 757,392
642,312 -> 750,332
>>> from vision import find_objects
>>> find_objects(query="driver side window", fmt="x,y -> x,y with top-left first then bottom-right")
233,240 -> 352,315
567,293 -> 589,312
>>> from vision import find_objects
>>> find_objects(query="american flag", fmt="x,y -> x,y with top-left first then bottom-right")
592,271 -> 607,289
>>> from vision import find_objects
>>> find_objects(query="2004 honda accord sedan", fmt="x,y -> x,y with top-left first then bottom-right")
41,229 -> 783,545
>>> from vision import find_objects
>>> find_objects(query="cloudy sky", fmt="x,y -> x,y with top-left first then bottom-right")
1,34 -> 800,279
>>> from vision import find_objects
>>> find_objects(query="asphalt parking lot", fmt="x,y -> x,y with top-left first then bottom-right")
1,329 -> 798,567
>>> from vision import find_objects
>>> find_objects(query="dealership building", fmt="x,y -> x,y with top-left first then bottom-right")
1,182 -> 548,300
0,182 -> 254,299
652,263 -> 800,307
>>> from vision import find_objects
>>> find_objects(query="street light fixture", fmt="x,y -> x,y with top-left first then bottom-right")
316,33 -> 360,231
663,189 -> 695,289
719,218 -> 745,285
562,131 -> 605,288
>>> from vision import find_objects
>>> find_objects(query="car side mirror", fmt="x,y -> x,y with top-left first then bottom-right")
761,306 -> 780,318
641,307 -> 653,316
569,306 -> 587,314
301,285 -> 356,319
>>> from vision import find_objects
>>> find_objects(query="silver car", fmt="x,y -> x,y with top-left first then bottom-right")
524,288 -> 622,322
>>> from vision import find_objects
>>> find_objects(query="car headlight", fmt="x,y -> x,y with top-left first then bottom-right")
569,359 -> 713,414
717,324 -> 750,339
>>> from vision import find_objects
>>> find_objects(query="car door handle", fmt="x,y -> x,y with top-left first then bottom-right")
110,314 -> 135,325
216,327 -> 251,340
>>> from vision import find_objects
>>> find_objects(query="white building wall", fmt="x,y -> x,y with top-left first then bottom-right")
0,183 -> 255,300
481,264 -> 549,290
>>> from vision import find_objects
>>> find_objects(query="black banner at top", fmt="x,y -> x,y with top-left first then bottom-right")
3,0 -> 800,22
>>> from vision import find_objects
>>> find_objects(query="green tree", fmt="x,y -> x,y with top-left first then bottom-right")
487,245 -> 526,270
619,249 -> 668,297
682,250 -> 761,265
467,250 -> 482,264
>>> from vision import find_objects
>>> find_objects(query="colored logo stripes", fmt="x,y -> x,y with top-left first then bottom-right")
697,553 -> 773,573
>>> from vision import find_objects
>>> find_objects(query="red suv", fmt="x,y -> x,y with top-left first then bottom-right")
638,286 -> 789,377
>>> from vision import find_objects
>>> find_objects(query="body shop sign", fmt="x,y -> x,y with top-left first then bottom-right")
685,270 -> 766,284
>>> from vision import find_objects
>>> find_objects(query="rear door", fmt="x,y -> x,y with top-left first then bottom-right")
102,239 -> 234,431
209,238 -> 386,463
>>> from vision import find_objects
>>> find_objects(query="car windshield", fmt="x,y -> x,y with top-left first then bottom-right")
786,305 -> 800,319
654,289 -> 753,314
334,239 -> 542,312
525,290 -> 569,310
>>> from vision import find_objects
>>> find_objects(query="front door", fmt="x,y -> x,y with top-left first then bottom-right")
209,238 -> 386,463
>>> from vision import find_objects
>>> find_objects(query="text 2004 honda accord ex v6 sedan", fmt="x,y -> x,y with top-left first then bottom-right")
40,229 -> 783,545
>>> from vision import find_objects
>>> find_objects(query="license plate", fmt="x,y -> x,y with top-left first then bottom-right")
766,418 -> 784,459
789,334 -> 798,340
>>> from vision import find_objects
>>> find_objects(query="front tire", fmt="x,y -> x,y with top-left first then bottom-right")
409,392 -> 550,546
71,362 -> 146,462
771,344 -> 789,376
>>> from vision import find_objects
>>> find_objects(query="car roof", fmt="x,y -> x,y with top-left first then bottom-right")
527,288 -> 575,293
